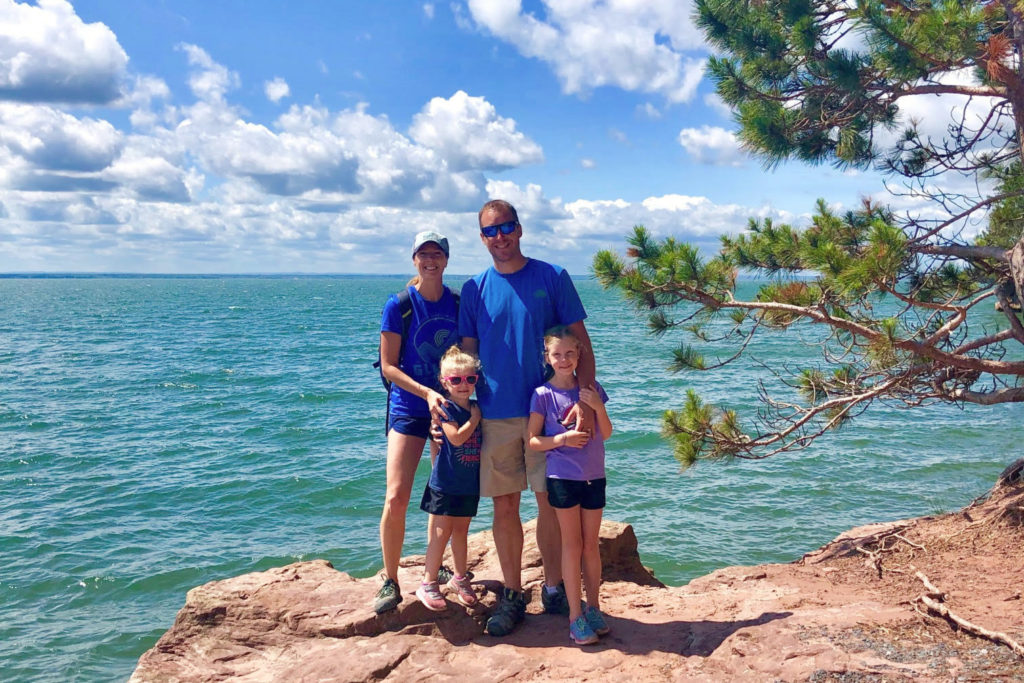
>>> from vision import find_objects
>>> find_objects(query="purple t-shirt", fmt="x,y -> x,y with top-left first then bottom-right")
529,381 -> 609,481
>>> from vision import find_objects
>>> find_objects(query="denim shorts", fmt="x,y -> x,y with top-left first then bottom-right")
546,477 -> 606,510
388,414 -> 431,439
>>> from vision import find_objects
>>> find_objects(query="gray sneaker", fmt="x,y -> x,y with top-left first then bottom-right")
437,565 -> 473,585
541,582 -> 569,615
485,587 -> 526,636
373,577 -> 401,614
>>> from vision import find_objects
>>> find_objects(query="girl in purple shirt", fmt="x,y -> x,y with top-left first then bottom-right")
527,326 -> 613,646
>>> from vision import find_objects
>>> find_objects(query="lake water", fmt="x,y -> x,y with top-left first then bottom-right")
1,275 -> 1018,681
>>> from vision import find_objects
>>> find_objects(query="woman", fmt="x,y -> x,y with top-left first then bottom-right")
374,230 -> 459,614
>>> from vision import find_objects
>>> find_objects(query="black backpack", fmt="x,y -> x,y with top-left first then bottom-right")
374,287 -> 459,432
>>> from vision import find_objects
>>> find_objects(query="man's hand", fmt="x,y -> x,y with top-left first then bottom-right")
562,401 -> 596,435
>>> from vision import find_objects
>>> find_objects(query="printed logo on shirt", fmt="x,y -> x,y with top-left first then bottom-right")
458,428 -> 481,465
533,288 -> 548,299
411,315 -> 456,378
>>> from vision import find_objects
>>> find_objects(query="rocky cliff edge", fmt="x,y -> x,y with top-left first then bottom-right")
131,468 -> 1024,682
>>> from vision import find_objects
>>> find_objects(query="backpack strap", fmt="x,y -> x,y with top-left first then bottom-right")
395,288 -> 414,372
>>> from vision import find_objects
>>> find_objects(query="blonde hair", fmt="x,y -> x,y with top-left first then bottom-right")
543,325 -> 581,354
439,345 -> 481,379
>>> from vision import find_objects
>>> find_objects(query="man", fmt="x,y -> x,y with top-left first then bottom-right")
459,199 -> 597,636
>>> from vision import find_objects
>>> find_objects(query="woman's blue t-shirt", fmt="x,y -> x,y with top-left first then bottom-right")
380,285 -> 458,418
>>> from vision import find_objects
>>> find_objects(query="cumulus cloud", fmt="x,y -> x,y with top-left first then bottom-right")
464,0 -> 705,102
0,103 -> 122,171
484,179 -> 567,223
0,0 -> 128,104
474,180 -> 798,272
179,44 -> 239,102
264,77 -> 290,103
581,158 -> 596,169
678,125 -> 748,166
103,150 -> 192,202
409,90 -> 543,172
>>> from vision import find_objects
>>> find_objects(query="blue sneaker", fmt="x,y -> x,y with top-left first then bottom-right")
569,614 -> 598,645
584,604 -> 610,636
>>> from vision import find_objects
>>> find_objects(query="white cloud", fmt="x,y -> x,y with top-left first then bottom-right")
103,149 -> 192,202
179,44 -> 239,102
0,103 -> 122,172
609,128 -> 628,144
423,3 -> 435,19
484,179 -> 566,221
678,125 -> 747,166
264,77 -> 290,103
581,158 -> 596,169
464,0 -> 706,102
409,90 -> 543,171
0,0 -> 128,104
469,183 -> 799,270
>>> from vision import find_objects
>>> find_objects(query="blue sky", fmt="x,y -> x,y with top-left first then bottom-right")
0,0 -> 974,274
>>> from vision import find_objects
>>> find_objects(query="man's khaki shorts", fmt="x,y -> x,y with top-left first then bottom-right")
480,417 -> 547,497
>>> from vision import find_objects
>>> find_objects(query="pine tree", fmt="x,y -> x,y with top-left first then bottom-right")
594,0 -> 1024,467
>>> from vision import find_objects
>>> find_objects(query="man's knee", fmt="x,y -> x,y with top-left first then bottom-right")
492,493 -> 520,518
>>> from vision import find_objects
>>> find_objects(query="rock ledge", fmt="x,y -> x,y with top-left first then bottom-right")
133,497 -> 1024,682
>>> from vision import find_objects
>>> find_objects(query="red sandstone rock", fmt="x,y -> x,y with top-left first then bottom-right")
132,503 -> 1024,682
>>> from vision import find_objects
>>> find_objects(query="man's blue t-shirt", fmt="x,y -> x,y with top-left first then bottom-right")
380,285 -> 458,418
459,259 -> 586,419
429,401 -> 481,496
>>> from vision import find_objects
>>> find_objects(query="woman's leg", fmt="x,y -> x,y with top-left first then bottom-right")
379,430 -> 427,584
580,506 -> 604,610
555,505 -> 584,622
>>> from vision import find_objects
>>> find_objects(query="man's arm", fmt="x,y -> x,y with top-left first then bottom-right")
566,320 -> 596,433
461,336 -> 479,355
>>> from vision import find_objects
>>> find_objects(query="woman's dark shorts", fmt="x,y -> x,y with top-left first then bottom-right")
388,415 -> 431,439
420,485 -> 479,517
546,477 -> 606,510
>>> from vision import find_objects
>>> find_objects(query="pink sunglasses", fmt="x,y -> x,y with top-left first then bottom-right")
443,374 -> 478,386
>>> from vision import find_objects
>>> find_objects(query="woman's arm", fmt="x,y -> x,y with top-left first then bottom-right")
528,412 -> 589,451
380,331 -> 447,418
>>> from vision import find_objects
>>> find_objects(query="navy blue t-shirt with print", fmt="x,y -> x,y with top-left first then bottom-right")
380,285 -> 458,418
429,401 -> 481,496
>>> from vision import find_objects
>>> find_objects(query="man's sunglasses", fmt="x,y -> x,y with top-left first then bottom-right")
480,221 -> 518,238
443,374 -> 479,386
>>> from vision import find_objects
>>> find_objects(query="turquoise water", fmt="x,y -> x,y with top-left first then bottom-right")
1,276 -> 1018,682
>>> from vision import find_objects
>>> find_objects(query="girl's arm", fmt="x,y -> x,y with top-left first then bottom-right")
579,386 -> 613,439
528,412 -> 589,451
441,404 -> 480,447
380,331 -> 447,419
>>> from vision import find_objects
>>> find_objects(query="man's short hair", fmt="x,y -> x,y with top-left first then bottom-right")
479,199 -> 519,226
